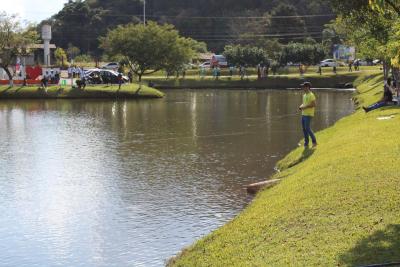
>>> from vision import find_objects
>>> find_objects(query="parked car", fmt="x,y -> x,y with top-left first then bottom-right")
286,62 -> 301,66
211,55 -> 228,68
373,59 -> 382,65
320,59 -> 337,67
199,61 -> 212,68
354,59 -> 370,66
101,62 -> 120,70
85,69 -> 128,84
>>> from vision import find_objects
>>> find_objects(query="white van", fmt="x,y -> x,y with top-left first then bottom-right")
211,55 -> 228,68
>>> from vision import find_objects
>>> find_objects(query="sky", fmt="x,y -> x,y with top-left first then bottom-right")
1,0 -> 68,24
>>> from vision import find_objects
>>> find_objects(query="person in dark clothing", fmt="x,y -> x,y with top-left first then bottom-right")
55,72 -> 60,84
348,62 -> 353,72
81,76 -> 87,90
229,66 -> 234,77
128,71 -> 133,83
363,78 -> 396,112
41,75 -> 48,88
118,73 -> 123,90
355,61 -> 360,71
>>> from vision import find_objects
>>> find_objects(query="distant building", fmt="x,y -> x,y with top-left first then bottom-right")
194,53 -> 215,64
333,45 -> 355,61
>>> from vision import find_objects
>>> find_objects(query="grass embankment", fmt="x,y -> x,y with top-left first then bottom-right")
169,72 -> 400,266
0,84 -> 164,99
145,67 -> 380,89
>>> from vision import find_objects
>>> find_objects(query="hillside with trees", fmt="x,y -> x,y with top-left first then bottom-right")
44,0 -> 334,56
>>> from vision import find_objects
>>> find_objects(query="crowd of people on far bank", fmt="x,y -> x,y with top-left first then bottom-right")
40,71 -> 61,88
67,66 -> 86,79
194,60 -> 363,81
196,63 -> 279,81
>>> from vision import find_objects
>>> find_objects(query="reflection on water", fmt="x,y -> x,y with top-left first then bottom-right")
0,90 -> 353,266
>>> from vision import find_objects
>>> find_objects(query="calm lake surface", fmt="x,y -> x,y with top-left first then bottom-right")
0,89 -> 353,266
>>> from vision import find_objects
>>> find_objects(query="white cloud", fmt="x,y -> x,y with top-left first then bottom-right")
1,0 -> 26,18
0,0 -> 68,23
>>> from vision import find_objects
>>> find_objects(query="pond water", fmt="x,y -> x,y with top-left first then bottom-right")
0,89 -> 353,266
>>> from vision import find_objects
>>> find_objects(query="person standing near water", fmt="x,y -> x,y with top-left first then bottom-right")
299,82 -> 317,148
117,73 -> 123,89
348,61 -> 353,72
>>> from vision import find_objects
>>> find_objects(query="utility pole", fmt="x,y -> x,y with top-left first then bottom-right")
143,0 -> 146,25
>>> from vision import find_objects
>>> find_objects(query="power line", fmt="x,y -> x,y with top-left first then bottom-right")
53,34 -> 324,42
51,31 -> 323,38
41,11 -> 335,20
147,14 -> 336,19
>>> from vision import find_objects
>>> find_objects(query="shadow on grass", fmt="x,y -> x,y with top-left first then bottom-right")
338,224 -> 400,267
381,106 -> 400,112
363,73 -> 384,85
15,86 -> 23,93
287,147 -> 315,168
0,86 -> 14,94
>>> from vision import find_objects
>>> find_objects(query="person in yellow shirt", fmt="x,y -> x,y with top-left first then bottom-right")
299,82 -> 317,147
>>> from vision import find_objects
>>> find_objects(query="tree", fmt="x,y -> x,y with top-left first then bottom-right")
67,43 -> 81,62
263,39 -> 283,61
100,21 -> 198,84
46,0 -> 334,54
223,45 -> 268,67
0,13 -> 38,85
321,24 -> 342,56
369,0 -> 400,14
331,0 -> 396,77
74,54 -> 93,63
54,47 -> 67,66
164,38 -> 207,76
266,3 -> 307,43
279,42 -> 325,66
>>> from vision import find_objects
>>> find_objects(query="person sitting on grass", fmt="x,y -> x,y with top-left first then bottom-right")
363,78 -> 396,113
396,82 -> 400,106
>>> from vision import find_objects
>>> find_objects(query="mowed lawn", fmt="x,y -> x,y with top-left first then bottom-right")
169,72 -> 400,266
146,67 -> 381,89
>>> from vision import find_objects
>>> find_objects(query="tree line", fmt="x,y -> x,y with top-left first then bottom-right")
0,10 -> 329,86
45,0 -> 334,56
330,0 -> 400,79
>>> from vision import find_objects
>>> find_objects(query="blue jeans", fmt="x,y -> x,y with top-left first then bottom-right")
364,101 -> 390,112
302,116 -> 317,146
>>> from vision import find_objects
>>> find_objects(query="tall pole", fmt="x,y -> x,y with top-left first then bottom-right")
143,0 -> 146,25
42,25 -> 52,66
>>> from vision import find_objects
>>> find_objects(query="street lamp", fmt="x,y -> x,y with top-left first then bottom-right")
143,0 -> 146,25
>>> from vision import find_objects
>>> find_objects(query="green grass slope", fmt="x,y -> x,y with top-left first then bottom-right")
169,72 -> 400,266
0,84 -> 165,99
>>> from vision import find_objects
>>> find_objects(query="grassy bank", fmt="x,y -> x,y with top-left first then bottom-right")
169,72 -> 400,266
143,65 -> 380,78
0,83 -> 165,99
146,69 -> 379,90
